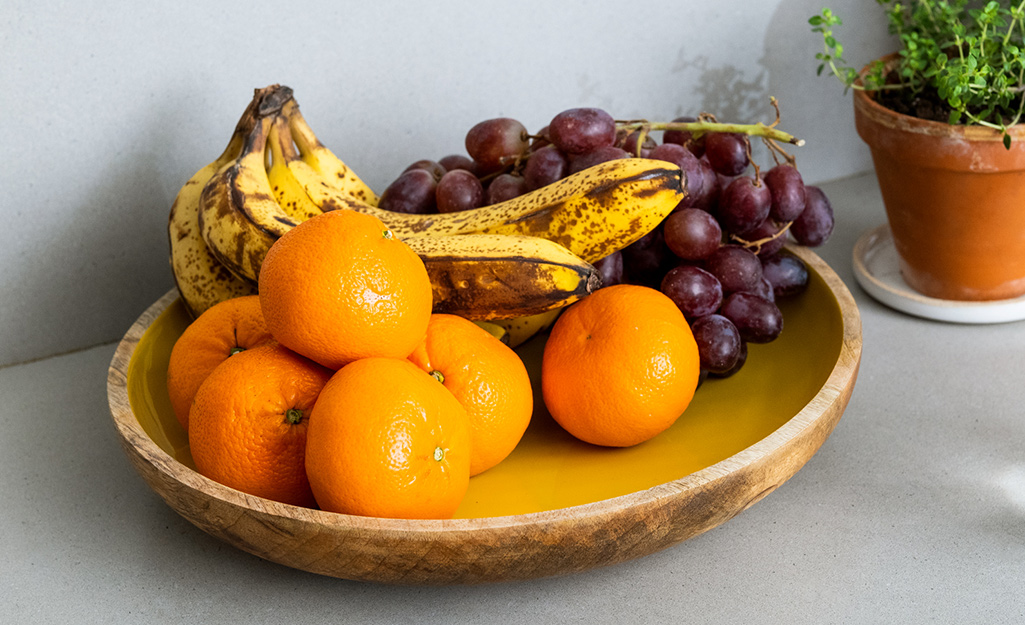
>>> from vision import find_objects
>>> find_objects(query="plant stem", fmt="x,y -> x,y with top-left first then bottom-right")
1008,1 -> 1025,44
617,120 -> 805,146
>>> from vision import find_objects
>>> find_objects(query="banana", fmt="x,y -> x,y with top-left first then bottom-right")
475,159 -> 683,264
267,113 -> 323,222
193,85 -> 681,321
273,90 -> 685,263
197,97 -> 600,320
198,112 -> 289,283
168,89 -> 267,318
491,308 -> 564,348
283,100 -> 380,206
472,321 -> 511,345
404,234 -> 600,320
282,139 -> 684,263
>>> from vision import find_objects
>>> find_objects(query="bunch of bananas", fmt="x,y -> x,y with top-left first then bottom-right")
168,85 -> 685,347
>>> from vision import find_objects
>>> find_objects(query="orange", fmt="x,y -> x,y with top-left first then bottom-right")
166,295 -> 275,432
305,357 -> 470,519
257,209 -> 433,370
541,284 -> 700,447
188,343 -> 332,508
408,314 -> 532,476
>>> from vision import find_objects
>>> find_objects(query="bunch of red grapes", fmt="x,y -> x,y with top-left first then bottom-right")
378,107 -> 835,379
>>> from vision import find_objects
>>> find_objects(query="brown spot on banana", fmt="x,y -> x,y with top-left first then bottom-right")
418,254 -> 599,320
477,164 -> 684,263
304,159 -> 682,244
581,165 -> 683,199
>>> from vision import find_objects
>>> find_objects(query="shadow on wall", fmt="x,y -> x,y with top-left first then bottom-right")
761,0 -> 896,182
669,51 -> 769,124
662,0 -> 893,185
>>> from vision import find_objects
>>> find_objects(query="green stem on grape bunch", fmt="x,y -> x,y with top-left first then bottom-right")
616,120 -> 805,146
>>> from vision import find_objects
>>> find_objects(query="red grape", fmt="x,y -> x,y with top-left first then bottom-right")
438,154 -> 474,173
747,277 -> 776,303
648,143 -> 706,209
718,176 -> 771,236
621,130 -> 656,157
743,218 -> 787,258
664,208 -> 722,260
593,251 -> 624,287
761,254 -> 810,298
378,168 -> 437,214
522,145 -> 569,190
435,169 -> 484,213
403,159 -> 446,182
486,173 -> 527,205
711,340 -> 747,378
663,116 -> 700,152
690,314 -> 742,374
691,156 -> 721,209
621,226 -> 670,287
661,265 -> 723,318
568,145 -> 629,174
529,125 -> 551,151
720,292 -> 783,343
704,132 -> 749,176
791,186 -> 834,247
548,107 -> 617,154
704,244 -> 763,294
465,118 -> 529,170
763,164 -> 806,222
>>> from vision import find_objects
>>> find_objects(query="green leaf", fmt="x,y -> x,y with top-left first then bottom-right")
1004,134 -> 1012,149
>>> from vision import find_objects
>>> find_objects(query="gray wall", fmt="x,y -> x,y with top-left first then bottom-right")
0,0 -> 893,367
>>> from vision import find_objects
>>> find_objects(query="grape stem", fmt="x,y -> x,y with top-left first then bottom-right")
732,220 -> 794,254
745,139 -> 762,184
615,120 -> 804,146
764,137 -> 798,168
760,97 -> 799,167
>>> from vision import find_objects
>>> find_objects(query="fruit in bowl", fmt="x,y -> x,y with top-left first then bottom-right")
162,85 -> 836,521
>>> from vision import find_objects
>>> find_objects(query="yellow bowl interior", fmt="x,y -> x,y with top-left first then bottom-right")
127,268 -> 843,519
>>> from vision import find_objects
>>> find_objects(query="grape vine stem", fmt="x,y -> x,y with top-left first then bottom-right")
615,120 -> 805,146
732,220 -> 795,254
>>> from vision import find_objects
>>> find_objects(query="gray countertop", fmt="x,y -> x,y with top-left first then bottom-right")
4,173 -> 1024,624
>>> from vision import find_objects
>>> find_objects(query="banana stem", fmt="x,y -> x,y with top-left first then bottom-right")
616,120 -> 805,146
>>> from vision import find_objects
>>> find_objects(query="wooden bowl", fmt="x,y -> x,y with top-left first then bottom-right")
107,246 -> 861,585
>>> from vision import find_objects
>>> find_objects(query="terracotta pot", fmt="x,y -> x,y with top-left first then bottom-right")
853,55 -> 1025,301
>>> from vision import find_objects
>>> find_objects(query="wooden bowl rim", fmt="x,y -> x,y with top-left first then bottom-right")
107,245 -> 862,536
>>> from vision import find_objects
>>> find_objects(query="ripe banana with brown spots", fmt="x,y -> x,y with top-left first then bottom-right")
267,113 -> 323,222
197,112 -> 288,283
472,320 -> 511,345
282,98 -> 380,206
470,159 -> 682,263
167,88 -> 271,318
490,308 -> 565,348
196,93 -> 600,319
279,117 -> 685,263
404,234 -> 600,320
186,85 -> 684,321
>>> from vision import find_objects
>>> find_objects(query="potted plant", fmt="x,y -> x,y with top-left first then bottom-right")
811,0 -> 1025,301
